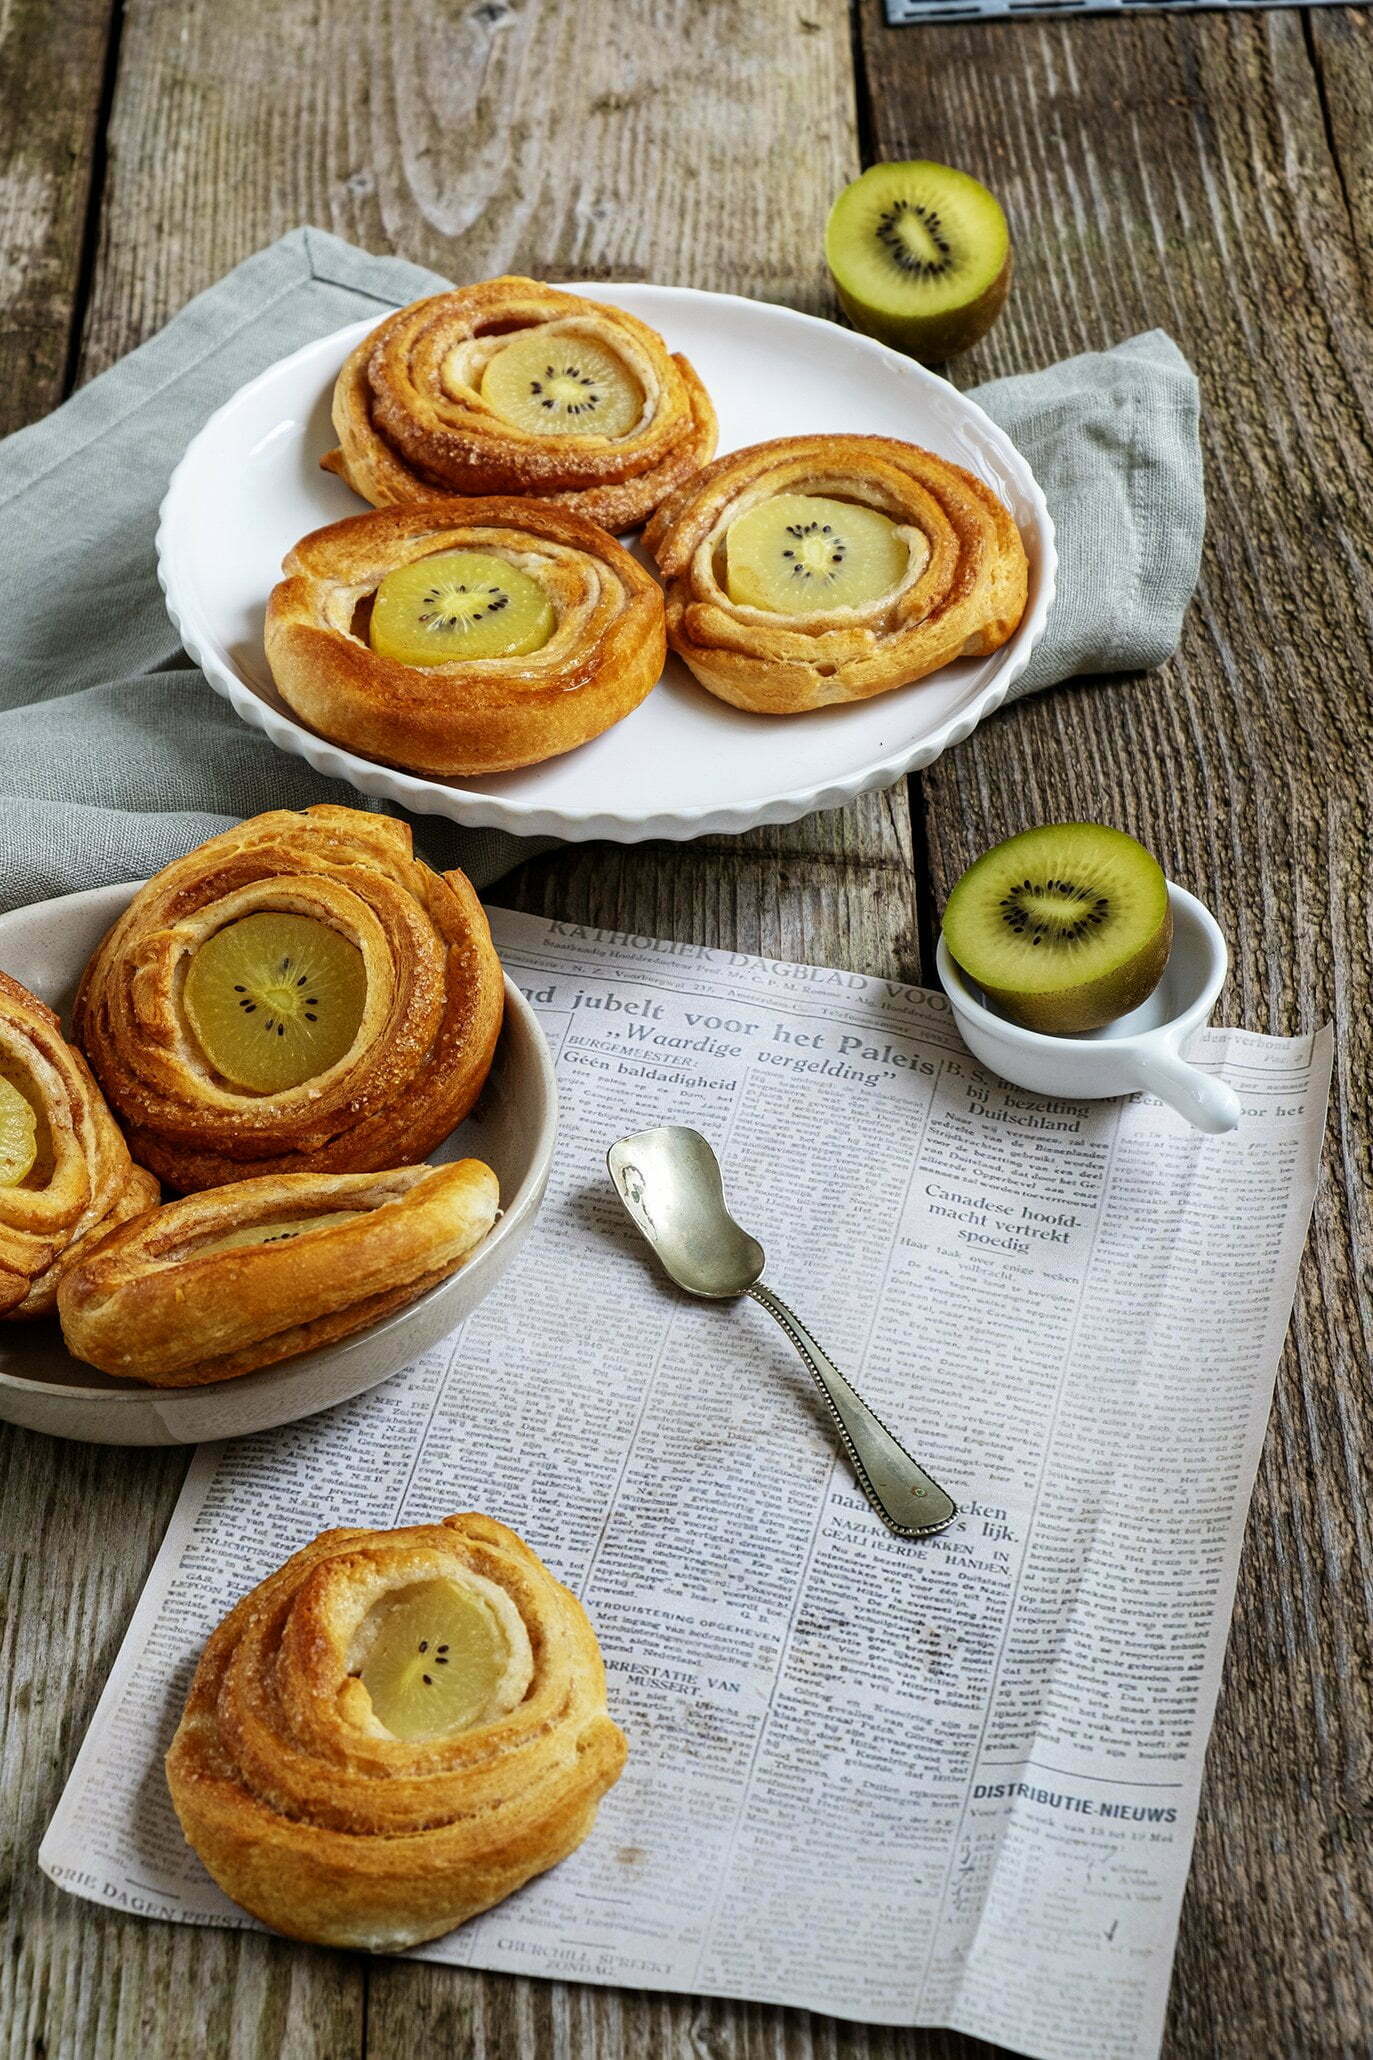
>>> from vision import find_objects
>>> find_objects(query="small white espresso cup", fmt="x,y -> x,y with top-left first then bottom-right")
936,882 -> 1241,1135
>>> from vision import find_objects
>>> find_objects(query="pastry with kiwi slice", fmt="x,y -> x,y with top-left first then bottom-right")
73,805 -> 505,1193
826,162 -> 1011,364
644,433 -> 1028,715
265,499 -> 666,777
941,823 -> 1173,1035
164,1513 -> 626,1949
322,276 -> 717,533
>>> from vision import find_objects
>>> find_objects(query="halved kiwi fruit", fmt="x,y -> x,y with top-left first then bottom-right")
355,1577 -> 513,1741
183,912 -> 368,1094
369,549 -> 555,667
942,823 -> 1172,1034
480,331 -> 643,438
825,161 -> 1011,364
725,493 -> 909,614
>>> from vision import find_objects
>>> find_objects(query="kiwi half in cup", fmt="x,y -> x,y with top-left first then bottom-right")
825,161 -> 1011,364
941,823 -> 1173,1035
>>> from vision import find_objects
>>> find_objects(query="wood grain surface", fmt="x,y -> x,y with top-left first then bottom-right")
0,0 -> 1368,2055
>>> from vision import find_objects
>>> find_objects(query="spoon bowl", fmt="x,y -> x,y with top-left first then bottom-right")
608,1126 -> 763,1297
608,1126 -> 956,1539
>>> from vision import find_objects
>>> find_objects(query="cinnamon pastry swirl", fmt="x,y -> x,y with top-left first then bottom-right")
165,1514 -> 627,1949
644,434 -> 1029,714
0,971 -> 158,1317
73,807 -> 504,1192
265,500 -> 665,776
57,1161 -> 498,1386
322,278 -> 717,532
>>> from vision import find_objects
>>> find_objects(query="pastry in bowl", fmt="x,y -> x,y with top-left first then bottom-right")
165,1513 -> 627,1949
57,1161 -> 498,1386
265,499 -> 665,776
0,970 -> 158,1318
643,433 -> 1029,714
322,277 -> 717,532
73,806 -> 504,1192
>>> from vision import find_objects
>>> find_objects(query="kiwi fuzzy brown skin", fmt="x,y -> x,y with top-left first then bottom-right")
832,252 -> 1012,366
973,903 -> 1173,1036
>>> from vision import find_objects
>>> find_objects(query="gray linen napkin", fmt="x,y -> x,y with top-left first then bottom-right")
0,229 -> 1203,911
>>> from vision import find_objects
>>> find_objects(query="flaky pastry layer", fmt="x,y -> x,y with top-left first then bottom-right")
266,500 -> 666,776
72,807 -> 504,1192
322,278 -> 717,532
57,1160 -> 498,1386
165,1514 -> 628,1950
643,434 -> 1030,713
0,969 -> 158,1318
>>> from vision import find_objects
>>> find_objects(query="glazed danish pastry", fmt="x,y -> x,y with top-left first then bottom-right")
322,278 -> 717,532
644,433 -> 1029,714
265,499 -> 665,776
73,807 -> 504,1192
0,971 -> 158,1318
165,1513 -> 628,1949
57,1160 -> 498,1386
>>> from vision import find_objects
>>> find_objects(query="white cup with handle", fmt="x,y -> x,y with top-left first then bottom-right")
936,882 -> 1241,1135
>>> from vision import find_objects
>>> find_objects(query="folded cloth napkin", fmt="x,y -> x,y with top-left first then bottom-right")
0,228 -> 1203,911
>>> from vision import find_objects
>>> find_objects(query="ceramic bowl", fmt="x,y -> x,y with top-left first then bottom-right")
0,884 -> 556,1445
937,882 -> 1241,1135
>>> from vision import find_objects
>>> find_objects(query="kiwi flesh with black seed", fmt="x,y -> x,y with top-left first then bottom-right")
825,161 -> 1011,364
942,823 -> 1172,1035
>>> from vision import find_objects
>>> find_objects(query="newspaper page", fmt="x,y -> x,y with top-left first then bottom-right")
40,910 -> 1331,2060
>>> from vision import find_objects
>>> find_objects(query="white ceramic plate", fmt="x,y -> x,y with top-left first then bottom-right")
158,285 -> 1056,842
0,886 -> 557,1447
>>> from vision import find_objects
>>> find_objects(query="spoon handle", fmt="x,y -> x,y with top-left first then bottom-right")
747,1283 -> 957,1538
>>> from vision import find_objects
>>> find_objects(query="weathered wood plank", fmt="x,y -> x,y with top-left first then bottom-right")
0,0 -> 114,433
1308,8 -> 1373,277
75,0 -> 859,379
861,8 -> 1373,2056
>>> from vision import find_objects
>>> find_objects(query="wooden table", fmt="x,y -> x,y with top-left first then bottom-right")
2,2 -> 1370,2054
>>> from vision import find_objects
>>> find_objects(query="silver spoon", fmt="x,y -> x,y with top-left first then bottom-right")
607,1126 -> 956,1539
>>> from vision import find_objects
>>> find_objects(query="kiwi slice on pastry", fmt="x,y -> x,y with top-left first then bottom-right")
725,493 -> 909,614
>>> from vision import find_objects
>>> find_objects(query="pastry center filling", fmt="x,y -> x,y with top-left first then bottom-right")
368,549 -> 555,667
198,1210 -> 370,1255
183,911 -> 368,1095
724,492 -> 910,616
0,1074 -> 38,1187
355,1577 -> 513,1741
479,330 -> 643,440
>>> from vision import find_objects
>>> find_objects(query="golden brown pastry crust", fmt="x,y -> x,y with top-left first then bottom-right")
0,969 -> 159,1318
73,807 -> 504,1193
644,433 -> 1030,714
265,499 -> 666,777
165,1513 -> 628,1950
322,278 -> 717,532
57,1160 -> 498,1386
